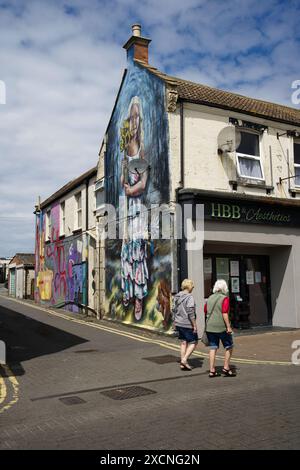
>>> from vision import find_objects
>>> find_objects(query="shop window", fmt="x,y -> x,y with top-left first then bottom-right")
294,141 -> 300,187
236,131 -> 264,180
204,257 -> 213,298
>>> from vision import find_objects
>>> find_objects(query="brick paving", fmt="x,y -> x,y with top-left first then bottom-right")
0,295 -> 300,450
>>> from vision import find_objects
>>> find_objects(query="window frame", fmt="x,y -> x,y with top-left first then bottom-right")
294,140 -> 300,188
46,210 -> 51,241
60,201 -> 66,236
236,129 -> 265,181
75,192 -> 82,230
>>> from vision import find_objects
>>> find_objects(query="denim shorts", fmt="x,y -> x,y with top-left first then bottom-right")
206,331 -> 234,350
176,326 -> 198,344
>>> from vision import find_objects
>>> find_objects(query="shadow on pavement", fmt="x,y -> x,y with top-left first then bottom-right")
0,304 -> 88,377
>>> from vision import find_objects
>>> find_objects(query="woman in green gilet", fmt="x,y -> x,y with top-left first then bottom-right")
204,280 -> 235,377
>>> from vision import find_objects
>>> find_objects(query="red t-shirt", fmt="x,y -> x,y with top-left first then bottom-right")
204,297 -> 230,315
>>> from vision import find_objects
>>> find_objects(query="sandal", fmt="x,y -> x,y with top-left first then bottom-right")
209,370 -> 220,378
222,368 -> 236,377
180,362 -> 192,371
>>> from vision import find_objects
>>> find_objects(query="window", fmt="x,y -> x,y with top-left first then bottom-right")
60,201 -> 65,236
236,130 -> 264,180
95,178 -> 105,211
75,192 -> 82,229
294,141 -> 300,187
46,210 -> 51,240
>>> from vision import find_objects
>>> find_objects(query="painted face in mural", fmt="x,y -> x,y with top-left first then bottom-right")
129,103 -> 140,147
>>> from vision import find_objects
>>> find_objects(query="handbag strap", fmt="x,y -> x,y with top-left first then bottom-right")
205,295 -> 222,325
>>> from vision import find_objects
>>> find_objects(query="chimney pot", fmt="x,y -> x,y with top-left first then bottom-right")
123,24 -> 151,64
132,24 -> 141,37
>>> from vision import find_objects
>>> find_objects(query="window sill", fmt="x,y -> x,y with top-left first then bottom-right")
289,188 -> 300,198
230,179 -> 274,194
72,228 -> 82,235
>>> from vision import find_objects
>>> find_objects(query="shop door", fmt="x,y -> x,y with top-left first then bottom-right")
242,256 -> 270,325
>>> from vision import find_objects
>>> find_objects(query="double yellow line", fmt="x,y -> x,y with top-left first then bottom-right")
0,365 -> 19,415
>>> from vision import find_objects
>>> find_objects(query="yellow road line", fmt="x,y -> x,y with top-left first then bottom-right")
0,365 -> 19,414
0,374 -> 7,404
0,295 -> 292,366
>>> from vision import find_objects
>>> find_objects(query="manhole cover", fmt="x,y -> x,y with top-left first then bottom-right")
59,396 -> 86,405
101,386 -> 156,400
74,349 -> 99,353
143,354 -> 179,364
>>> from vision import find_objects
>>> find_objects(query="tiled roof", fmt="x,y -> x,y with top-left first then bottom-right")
40,167 -> 97,210
135,60 -> 300,127
10,254 -> 35,266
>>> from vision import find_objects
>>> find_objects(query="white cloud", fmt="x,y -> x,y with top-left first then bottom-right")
0,0 -> 299,256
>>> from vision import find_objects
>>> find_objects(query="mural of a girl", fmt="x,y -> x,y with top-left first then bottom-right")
120,96 -> 149,321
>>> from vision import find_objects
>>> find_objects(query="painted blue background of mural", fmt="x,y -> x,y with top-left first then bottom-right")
105,59 -> 172,331
105,62 -> 169,208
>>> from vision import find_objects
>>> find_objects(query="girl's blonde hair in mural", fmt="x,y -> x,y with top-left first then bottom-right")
128,95 -> 144,156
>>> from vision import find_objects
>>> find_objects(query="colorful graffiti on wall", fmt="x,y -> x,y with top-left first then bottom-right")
35,202 -> 87,312
105,60 -> 172,331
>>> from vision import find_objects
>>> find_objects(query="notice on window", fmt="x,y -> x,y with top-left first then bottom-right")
255,271 -> 262,283
230,260 -> 239,277
231,277 -> 240,293
204,258 -> 212,274
246,270 -> 254,285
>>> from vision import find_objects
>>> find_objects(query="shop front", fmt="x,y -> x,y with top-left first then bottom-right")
178,190 -> 300,329
203,253 -> 271,328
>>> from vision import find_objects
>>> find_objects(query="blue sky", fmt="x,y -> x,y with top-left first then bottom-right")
0,0 -> 299,256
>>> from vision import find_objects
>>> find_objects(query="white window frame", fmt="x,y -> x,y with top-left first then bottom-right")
95,178 -> 105,212
236,129 -> 265,181
60,201 -> 65,236
75,192 -> 82,230
46,210 -> 51,240
294,140 -> 300,188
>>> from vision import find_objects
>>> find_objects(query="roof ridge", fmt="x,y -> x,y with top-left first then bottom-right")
135,59 -> 300,119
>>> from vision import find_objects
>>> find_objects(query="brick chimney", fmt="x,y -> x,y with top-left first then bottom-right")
123,24 -> 151,64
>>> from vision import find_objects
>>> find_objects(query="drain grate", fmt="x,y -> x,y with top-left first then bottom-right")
143,354 -> 179,364
101,385 -> 156,400
59,396 -> 86,405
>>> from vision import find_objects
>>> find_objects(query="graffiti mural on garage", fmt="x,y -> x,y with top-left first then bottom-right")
35,203 -> 87,312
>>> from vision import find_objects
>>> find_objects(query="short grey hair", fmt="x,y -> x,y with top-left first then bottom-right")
213,279 -> 228,295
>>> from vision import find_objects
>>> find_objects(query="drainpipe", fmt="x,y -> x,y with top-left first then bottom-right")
177,101 -> 185,290
85,179 -> 89,315
180,101 -> 184,188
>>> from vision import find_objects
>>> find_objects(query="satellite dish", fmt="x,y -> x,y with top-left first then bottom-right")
217,126 -> 241,155
127,158 -> 149,175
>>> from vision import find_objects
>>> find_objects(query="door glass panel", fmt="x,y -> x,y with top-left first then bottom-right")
216,258 -> 229,285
